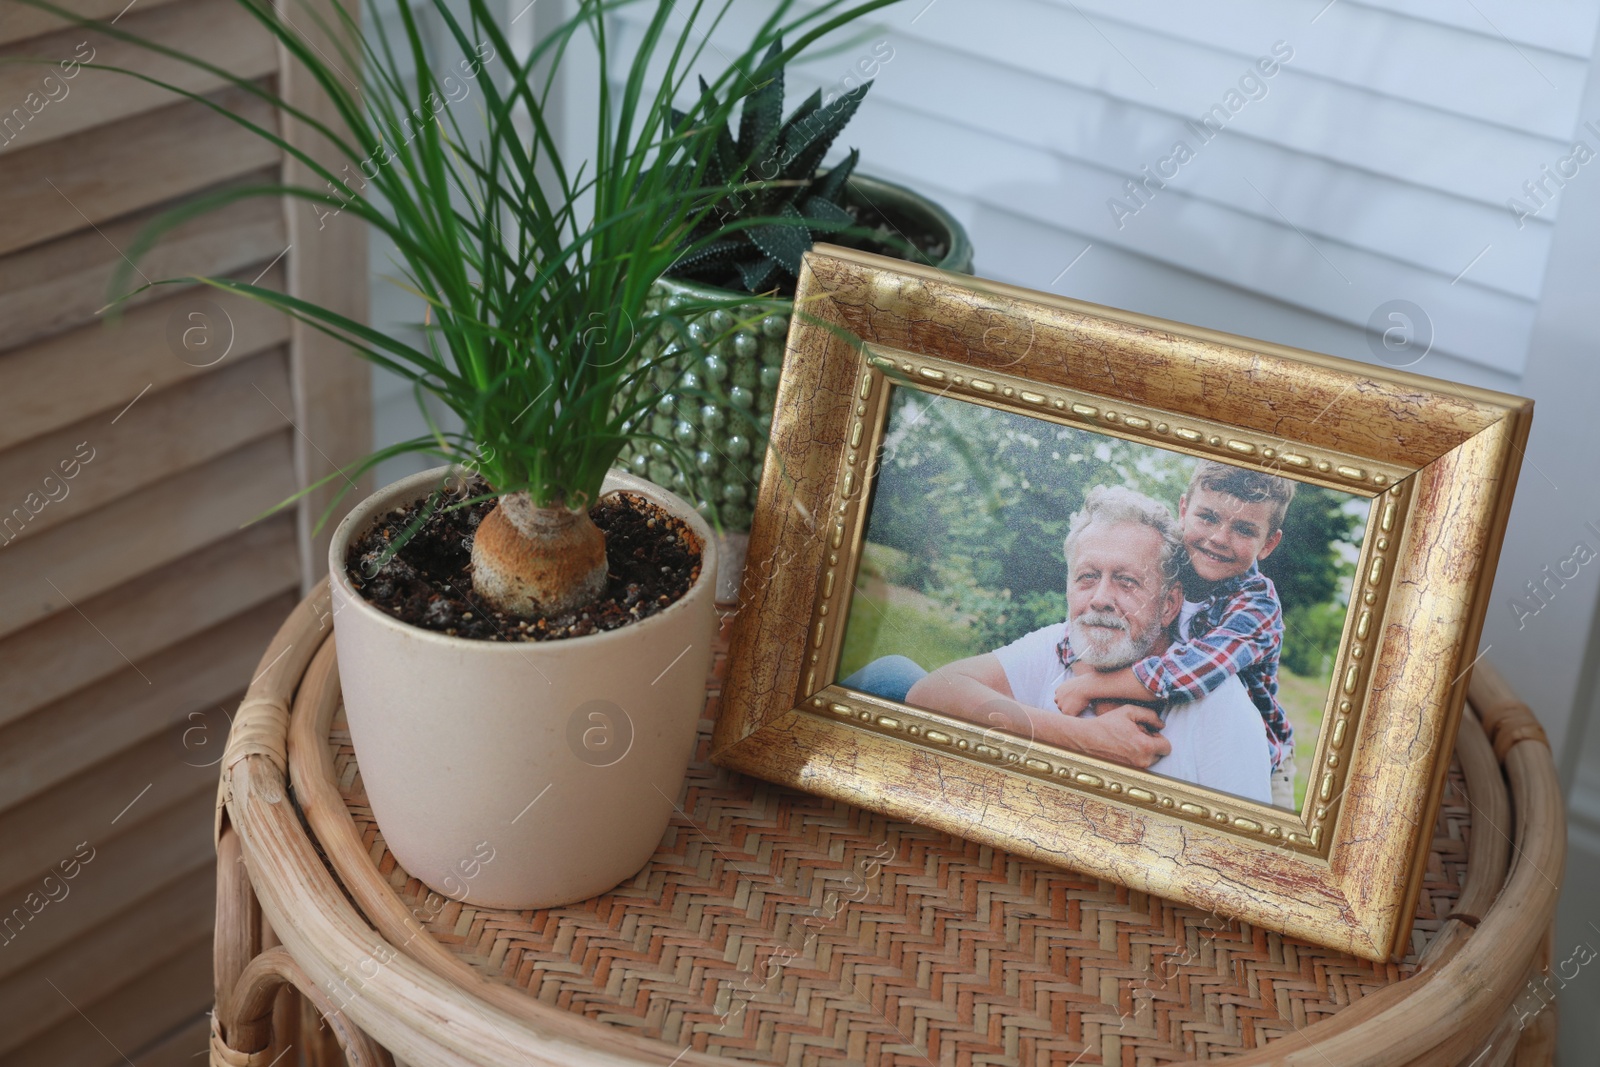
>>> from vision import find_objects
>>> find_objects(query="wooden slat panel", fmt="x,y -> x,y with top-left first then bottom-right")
0,347 -> 291,547
0,938 -> 211,1067
0,732 -> 217,892
125,1015 -> 211,1067
0,168 -> 285,353
0,0 -> 371,1050
0,868 -> 215,1054
0,0 -> 189,48
0,431 -> 296,641
0,261 -> 288,452
0,513 -> 298,728
0,80 -> 279,258
0,786 -> 214,980
3,348 -> 290,544
0,595 -> 291,810
0,0 -> 275,153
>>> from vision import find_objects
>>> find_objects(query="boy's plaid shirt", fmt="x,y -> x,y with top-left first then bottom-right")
1054,562 -> 1293,771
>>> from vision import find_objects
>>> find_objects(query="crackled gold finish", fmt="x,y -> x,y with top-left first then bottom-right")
710,245 -> 1533,962
794,349 -> 1407,859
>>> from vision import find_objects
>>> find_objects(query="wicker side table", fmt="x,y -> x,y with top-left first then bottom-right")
210,584 -> 1564,1066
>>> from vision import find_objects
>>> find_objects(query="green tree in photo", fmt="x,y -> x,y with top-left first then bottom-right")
861,388 -> 1192,649
849,386 -> 1366,671
1257,484 -> 1362,620
1281,600 -> 1349,679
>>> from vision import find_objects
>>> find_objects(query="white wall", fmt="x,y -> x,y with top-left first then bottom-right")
366,0 -> 476,489
1481,4 -> 1600,1056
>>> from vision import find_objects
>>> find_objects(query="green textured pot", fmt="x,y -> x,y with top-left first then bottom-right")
621,174 -> 973,598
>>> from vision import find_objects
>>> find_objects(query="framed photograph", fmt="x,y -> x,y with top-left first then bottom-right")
710,245 -> 1532,961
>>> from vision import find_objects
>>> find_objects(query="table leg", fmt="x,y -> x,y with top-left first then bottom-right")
213,825 -> 393,1066
301,992 -> 352,1067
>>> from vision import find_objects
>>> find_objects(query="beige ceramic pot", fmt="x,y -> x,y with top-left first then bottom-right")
328,465 -> 717,909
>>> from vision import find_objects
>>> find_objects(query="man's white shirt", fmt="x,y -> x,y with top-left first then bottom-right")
1178,598 -> 1202,638
989,622 -> 1272,805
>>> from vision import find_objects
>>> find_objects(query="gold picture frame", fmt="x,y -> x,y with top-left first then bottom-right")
709,244 -> 1532,962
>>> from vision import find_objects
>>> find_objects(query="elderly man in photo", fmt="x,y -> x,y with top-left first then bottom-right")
893,485 -> 1273,804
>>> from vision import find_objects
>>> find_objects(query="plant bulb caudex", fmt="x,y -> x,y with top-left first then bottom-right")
471,491 -> 608,617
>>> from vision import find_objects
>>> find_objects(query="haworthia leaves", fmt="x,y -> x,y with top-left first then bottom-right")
665,48 -> 874,295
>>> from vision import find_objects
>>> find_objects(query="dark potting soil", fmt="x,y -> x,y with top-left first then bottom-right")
843,198 -> 949,268
344,478 -> 703,642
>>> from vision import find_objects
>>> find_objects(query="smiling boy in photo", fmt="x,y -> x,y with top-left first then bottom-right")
1052,460 -> 1298,807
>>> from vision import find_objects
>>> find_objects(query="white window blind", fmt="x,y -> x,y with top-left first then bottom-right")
601,0 -> 1600,388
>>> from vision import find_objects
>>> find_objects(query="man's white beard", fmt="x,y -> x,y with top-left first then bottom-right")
1069,609 -> 1156,669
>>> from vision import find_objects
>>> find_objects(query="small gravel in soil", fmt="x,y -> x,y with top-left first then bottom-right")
345,477 -> 703,641
845,199 -> 949,266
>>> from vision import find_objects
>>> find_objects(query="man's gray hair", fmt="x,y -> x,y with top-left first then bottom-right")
1062,484 -> 1184,591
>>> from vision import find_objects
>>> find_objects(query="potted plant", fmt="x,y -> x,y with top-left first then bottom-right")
38,0 -> 902,909
620,48 -> 973,597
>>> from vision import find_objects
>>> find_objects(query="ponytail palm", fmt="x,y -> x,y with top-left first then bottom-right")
8,0 -> 901,615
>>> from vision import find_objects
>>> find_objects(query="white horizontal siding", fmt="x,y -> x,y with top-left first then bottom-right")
1342,0 -> 1600,59
1043,0 -> 1589,139
837,32 -> 1552,299
597,0 -> 1600,380
837,97 -> 1538,376
857,159 -> 1520,394
899,180 -> 1518,392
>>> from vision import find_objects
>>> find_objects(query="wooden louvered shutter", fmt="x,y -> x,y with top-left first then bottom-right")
0,0 -> 369,1060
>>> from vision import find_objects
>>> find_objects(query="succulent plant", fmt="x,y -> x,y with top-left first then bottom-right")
621,41 -> 970,538
626,171 -> 975,536
665,39 -> 871,296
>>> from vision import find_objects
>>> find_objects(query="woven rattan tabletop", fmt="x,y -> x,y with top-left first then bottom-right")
287,617 -> 1496,1066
